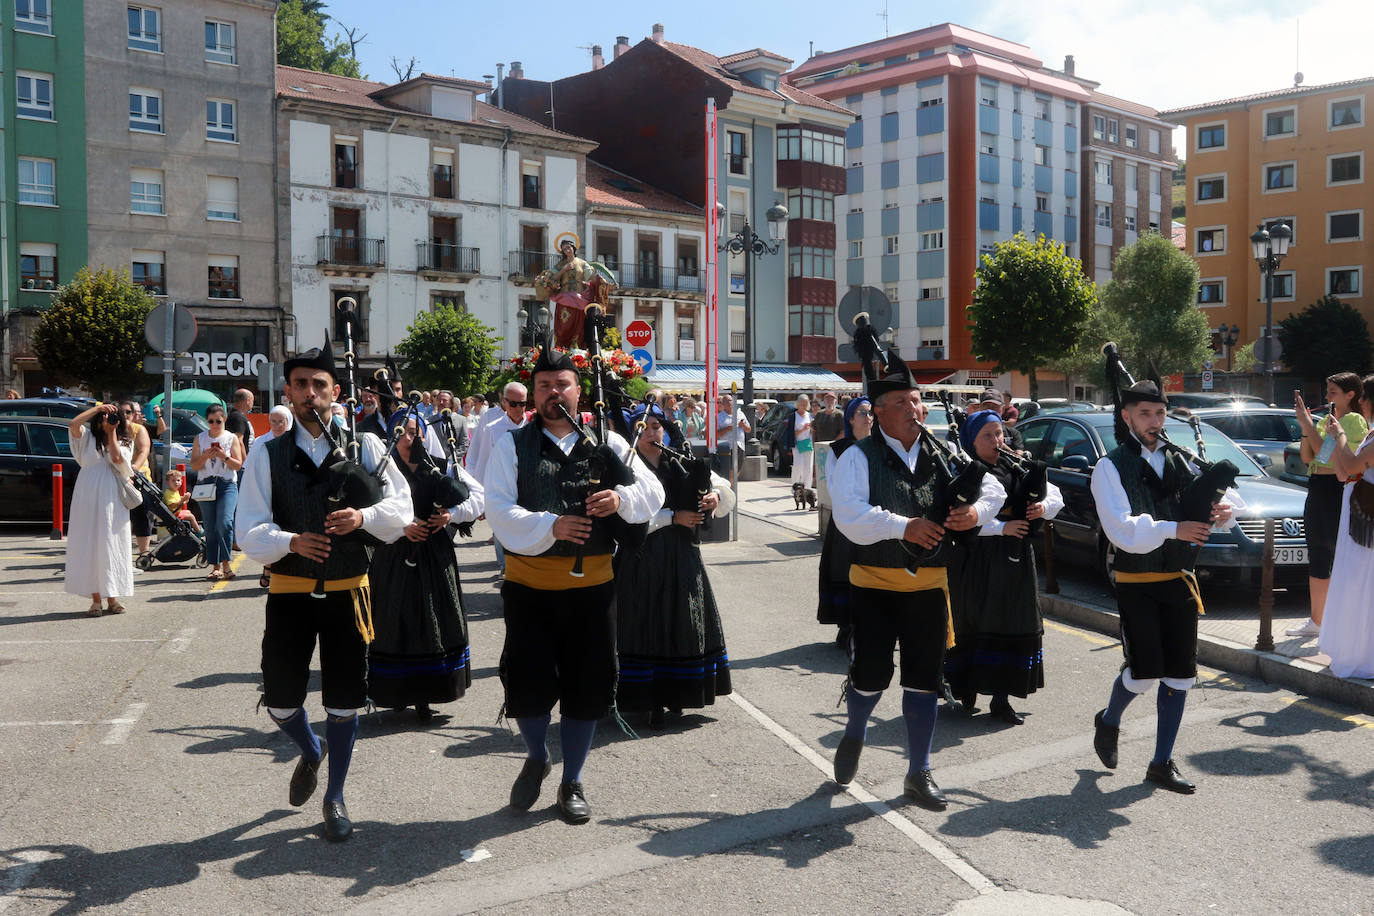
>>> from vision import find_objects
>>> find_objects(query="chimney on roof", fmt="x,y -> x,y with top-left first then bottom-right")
510,61 -> 523,80
652,23 -> 665,43
495,62 -> 504,107
614,35 -> 630,59
592,45 -> 604,70
1064,54 -> 1075,76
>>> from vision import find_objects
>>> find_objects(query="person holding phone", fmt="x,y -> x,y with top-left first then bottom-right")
191,404 -> 245,581
1288,374 -> 1369,638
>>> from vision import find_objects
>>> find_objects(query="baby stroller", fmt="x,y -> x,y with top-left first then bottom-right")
131,472 -> 207,570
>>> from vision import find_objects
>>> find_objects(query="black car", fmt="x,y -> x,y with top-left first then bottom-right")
0,396 -> 96,419
1017,411 -> 1309,586
0,416 -> 81,524
757,401 -> 796,474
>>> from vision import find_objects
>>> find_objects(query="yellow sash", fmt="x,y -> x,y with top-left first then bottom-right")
505,553 -> 614,589
266,572 -> 375,642
1114,570 -> 1205,615
849,565 -> 955,648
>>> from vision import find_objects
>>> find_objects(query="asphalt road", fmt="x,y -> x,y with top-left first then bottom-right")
0,519 -> 1371,915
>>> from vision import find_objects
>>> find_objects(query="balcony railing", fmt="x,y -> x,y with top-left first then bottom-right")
614,263 -> 704,293
418,242 -> 479,274
317,235 -> 385,268
507,249 -> 558,279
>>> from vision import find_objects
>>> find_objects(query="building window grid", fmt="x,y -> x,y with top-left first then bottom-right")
1328,267 -> 1362,297
1198,279 -> 1224,305
127,5 -> 161,53
17,157 -> 55,206
787,246 -> 834,280
1095,204 -> 1111,228
1124,123 -> 1138,148
1196,175 -> 1226,202
433,162 -> 454,199
1092,114 -> 1106,141
727,130 -> 747,175
15,0 -> 50,33
206,176 -> 239,221
786,187 -> 834,222
206,99 -> 236,142
130,170 -> 164,215
1270,271 -> 1295,300
788,304 -> 834,337
884,235 -> 899,254
1094,160 -> 1113,186
1264,161 -> 1296,192
16,72 -> 53,120
208,260 -> 240,299
1107,118 -> 1119,144
848,240 -> 862,259
919,231 -> 944,251
1329,153 -> 1362,185
129,89 -> 162,133
334,142 -> 358,188
1196,226 -> 1225,254
1264,107 -> 1296,138
1197,123 -> 1226,150
1330,97 -> 1363,130
1328,210 -> 1362,243
20,249 -> 57,287
132,258 -> 165,295
776,126 -> 842,166
205,20 -> 236,65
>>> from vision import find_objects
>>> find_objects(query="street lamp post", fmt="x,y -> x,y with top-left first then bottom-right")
1215,323 -> 1239,371
516,302 -> 550,352
715,200 -> 789,454
1249,223 -> 1292,405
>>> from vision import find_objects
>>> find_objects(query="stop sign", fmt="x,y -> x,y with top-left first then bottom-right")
624,319 -> 653,349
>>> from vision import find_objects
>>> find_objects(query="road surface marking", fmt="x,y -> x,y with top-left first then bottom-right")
101,702 -> 148,745
209,553 -> 248,592
1045,618 -> 1117,647
726,691 -> 998,895
0,638 -> 163,645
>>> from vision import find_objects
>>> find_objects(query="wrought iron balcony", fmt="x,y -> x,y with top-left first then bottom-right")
507,249 -> 558,280
317,235 -> 385,269
417,242 -> 479,275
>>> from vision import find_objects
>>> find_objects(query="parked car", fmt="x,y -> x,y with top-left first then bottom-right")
757,401 -> 796,474
1165,392 -> 1267,409
1016,411 -> 1309,587
1184,406 -> 1300,479
0,416 -> 80,524
0,397 -> 97,419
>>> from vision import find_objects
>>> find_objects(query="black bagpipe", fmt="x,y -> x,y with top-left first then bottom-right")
1103,342 -> 1239,526
850,312 -> 987,570
398,401 -> 471,568
309,299 -> 384,599
650,414 -> 715,544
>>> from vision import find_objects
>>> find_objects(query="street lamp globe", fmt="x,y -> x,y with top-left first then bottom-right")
715,201 -> 727,237
1250,225 -> 1270,264
765,200 -> 789,242
1269,222 -> 1292,258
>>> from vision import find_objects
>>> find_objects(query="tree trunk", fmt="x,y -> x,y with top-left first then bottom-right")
1028,365 -> 1039,401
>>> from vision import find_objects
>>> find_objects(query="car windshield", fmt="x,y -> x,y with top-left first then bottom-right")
1163,420 -> 1265,476
924,406 -> 949,428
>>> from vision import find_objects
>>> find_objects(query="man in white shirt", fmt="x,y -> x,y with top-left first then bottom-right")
1089,376 -> 1239,796
465,381 -> 528,581
484,347 -> 663,825
830,357 -> 1005,811
236,335 -> 411,842
714,393 -> 750,475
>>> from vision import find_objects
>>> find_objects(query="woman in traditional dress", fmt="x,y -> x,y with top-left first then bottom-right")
368,415 -> 484,722
615,404 -> 734,729
65,403 -> 137,616
945,409 -> 1063,725
816,396 -> 873,647
1318,375 -> 1374,678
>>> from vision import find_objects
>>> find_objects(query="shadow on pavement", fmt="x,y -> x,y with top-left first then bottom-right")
1188,742 -> 1374,810
730,640 -> 849,678
174,672 -> 264,690
1318,834 -> 1374,876
939,768 -> 1151,849
1218,702 -> 1361,738
0,611 -> 95,626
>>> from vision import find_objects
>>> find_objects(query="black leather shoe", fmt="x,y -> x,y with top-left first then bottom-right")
989,698 -> 1025,726
833,735 -> 863,785
903,769 -> 948,811
1093,710 -> 1119,769
557,781 -> 591,824
509,757 -> 552,810
288,739 -> 327,807
959,690 -> 980,717
322,800 -> 352,842
649,707 -> 666,730
1145,759 -> 1196,794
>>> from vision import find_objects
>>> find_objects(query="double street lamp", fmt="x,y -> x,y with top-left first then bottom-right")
715,199 -> 789,454
1214,323 -> 1240,371
516,302 -> 550,351
1249,222 -> 1293,404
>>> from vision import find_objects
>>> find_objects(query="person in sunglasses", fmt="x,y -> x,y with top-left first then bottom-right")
191,404 -> 245,581
464,382 -> 529,584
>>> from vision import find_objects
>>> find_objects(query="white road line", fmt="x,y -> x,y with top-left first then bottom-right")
166,627 -> 196,654
0,720 -> 93,728
0,639 -> 164,645
727,691 -> 999,896
101,702 -> 148,745
0,850 -> 60,914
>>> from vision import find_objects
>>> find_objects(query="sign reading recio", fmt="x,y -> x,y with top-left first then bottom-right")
188,352 -> 269,377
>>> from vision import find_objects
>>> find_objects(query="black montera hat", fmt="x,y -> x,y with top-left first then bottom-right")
1120,379 -> 1166,406
867,350 -> 919,402
283,331 -> 338,381
531,345 -> 576,375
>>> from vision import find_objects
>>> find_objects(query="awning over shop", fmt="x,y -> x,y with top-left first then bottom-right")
646,363 -> 863,395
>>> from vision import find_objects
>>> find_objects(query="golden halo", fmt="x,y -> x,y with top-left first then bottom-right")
554,231 -> 581,253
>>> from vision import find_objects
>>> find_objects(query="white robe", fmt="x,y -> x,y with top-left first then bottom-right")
64,428 -> 135,598
1319,432 -> 1374,679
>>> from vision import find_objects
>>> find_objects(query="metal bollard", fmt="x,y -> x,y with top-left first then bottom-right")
177,463 -> 187,494
1255,518 -> 1275,652
1042,520 -> 1059,594
49,464 -> 64,540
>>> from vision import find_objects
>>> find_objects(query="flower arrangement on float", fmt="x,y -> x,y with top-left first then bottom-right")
491,344 -> 650,402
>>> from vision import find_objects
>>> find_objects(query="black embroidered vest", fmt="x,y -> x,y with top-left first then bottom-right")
850,434 -> 945,569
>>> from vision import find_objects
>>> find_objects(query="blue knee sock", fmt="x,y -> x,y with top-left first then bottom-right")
270,708 -> 321,762
1152,686 -> 1187,766
559,717 -> 597,784
844,689 -> 882,741
1102,674 -> 1136,728
323,713 -> 359,804
903,690 -> 939,775
516,714 -> 551,762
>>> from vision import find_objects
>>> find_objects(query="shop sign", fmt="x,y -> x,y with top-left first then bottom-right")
189,351 -> 270,377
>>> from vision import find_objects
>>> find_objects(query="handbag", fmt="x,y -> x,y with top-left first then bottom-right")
111,460 -> 144,511
1349,478 -> 1374,548
797,438 -> 814,453
191,481 -> 218,502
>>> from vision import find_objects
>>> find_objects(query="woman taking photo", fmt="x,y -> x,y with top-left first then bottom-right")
816,396 -> 872,648
191,403 -> 244,581
65,403 -> 136,616
1288,373 -> 1369,637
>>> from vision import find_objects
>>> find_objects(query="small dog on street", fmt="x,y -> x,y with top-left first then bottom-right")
792,482 -> 817,510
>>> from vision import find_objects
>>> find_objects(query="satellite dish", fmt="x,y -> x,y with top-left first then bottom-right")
837,285 -> 893,336
1294,71 -> 1303,86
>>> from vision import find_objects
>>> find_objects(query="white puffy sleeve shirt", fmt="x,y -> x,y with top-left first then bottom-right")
1090,445 -> 1245,554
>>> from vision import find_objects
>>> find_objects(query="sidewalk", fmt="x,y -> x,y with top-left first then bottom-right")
733,474 -> 1374,715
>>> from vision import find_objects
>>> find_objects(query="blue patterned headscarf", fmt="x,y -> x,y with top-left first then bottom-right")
842,396 -> 871,440
624,403 -> 677,447
960,409 -> 1002,453
387,407 -> 427,440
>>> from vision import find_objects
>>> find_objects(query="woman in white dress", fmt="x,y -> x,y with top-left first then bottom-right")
791,394 -> 814,489
65,403 -> 136,616
1317,375 -> 1374,679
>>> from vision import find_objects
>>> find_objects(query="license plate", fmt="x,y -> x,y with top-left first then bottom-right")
1273,547 -> 1307,565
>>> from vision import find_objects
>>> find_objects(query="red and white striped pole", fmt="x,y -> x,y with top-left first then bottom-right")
49,464 -> 64,540
177,463 -> 186,494
704,96 -> 719,454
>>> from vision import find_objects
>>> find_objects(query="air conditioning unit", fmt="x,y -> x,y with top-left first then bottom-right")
931,348 -> 944,359
23,279 -> 35,289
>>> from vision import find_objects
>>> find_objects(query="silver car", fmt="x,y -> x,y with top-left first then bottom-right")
1185,406 -> 1301,479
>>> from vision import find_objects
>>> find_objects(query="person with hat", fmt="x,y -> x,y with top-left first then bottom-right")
945,409 -> 1062,726
811,391 -> 845,446
828,353 -> 1006,810
483,344 -> 664,824
978,388 -> 1023,452
236,334 -> 412,842
615,403 -> 734,729
816,396 -> 874,648
1089,373 -> 1241,795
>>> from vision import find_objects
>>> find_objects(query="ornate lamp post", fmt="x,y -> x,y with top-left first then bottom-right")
516,302 -> 550,352
1215,323 -> 1239,371
716,199 -> 789,454
1249,223 -> 1292,404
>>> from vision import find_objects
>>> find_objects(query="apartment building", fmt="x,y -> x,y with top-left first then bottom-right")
78,0 -> 279,403
276,66 -> 596,369
2,0 -> 87,393
788,24 -> 1171,383
1162,79 -> 1373,355
499,25 -> 854,369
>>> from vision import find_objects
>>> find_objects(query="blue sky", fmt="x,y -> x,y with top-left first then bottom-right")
324,0 -> 1372,149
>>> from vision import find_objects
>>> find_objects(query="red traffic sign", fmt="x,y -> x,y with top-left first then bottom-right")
624,319 -> 653,349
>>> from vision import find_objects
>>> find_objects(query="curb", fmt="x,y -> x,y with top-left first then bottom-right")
737,507 -> 819,538
1041,594 -> 1374,716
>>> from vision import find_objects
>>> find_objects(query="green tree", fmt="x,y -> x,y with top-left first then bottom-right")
1097,232 -> 1212,376
1045,295 -> 1129,396
1228,342 -> 1257,375
32,267 -> 156,399
395,302 -> 499,395
1277,294 -> 1374,384
276,0 -> 361,78
969,233 -> 1097,398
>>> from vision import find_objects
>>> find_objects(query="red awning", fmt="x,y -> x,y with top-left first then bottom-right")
914,370 -> 954,385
